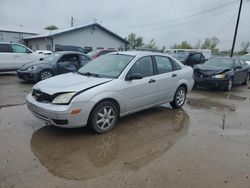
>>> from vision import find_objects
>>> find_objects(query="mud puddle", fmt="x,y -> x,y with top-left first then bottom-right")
192,89 -> 249,102
187,98 -> 236,111
31,107 -> 189,180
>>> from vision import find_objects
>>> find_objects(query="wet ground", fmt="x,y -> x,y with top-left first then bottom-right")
0,73 -> 250,188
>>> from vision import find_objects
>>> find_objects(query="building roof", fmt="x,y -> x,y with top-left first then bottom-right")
0,24 -> 38,34
24,23 -> 129,44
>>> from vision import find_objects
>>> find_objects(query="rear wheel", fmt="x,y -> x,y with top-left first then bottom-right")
89,101 -> 119,133
39,70 -> 53,81
170,86 -> 187,108
242,73 -> 249,85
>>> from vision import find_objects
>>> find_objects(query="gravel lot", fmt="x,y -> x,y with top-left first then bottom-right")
0,73 -> 250,188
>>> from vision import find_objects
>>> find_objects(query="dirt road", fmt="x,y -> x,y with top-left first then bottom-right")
0,74 -> 250,188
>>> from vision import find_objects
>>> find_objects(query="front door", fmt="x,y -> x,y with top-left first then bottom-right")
120,56 -> 159,113
57,54 -> 79,74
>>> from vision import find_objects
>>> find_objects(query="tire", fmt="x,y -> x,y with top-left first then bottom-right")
242,73 -> 249,85
89,101 -> 119,134
39,70 -> 54,81
170,86 -> 187,108
223,77 -> 233,91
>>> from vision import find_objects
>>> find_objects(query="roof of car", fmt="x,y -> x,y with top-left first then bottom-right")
111,51 -> 169,57
54,51 -> 86,55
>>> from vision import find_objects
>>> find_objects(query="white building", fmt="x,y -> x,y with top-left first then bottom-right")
0,25 -> 38,44
24,23 -> 129,52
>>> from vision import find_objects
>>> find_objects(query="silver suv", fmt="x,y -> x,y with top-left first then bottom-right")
0,42 -> 43,72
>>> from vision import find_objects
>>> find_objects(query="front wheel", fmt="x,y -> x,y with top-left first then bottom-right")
170,86 -> 187,108
89,101 -> 119,134
39,70 -> 54,81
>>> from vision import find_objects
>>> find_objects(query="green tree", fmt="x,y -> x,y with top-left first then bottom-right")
125,33 -> 144,49
193,39 -> 202,49
44,25 -> 59,31
177,41 -> 193,49
144,39 -> 158,50
201,37 -> 219,52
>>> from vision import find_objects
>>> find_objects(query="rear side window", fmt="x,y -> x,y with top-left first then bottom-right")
11,44 -> 29,53
155,56 -> 173,74
0,44 -> 12,53
188,53 -> 201,61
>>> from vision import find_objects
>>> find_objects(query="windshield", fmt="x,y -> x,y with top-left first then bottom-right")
204,58 -> 234,69
78,54 -> 134,78
241,54 -> 250,61
42,53 -> 61,63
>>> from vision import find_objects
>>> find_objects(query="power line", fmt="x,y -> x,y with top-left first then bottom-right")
107,0 -> 239,29
114,6 -> 238,34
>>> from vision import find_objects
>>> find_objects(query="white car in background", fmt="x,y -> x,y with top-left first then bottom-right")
26,51 -> 194,133
0,42 -> 44,72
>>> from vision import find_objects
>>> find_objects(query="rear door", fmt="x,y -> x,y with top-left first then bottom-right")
153,56 -> 180,101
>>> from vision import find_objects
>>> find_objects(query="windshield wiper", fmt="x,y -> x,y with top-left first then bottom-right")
79,72 -> 100,77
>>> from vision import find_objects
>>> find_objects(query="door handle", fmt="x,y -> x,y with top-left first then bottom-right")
172,73 -> 177,77
148,79 -> 156,83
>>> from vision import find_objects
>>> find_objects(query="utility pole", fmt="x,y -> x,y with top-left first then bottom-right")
230,0 -> 243,57
71,17 -> 74,27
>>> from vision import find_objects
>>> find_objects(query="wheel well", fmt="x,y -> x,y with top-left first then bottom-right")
87,98 -> 121,124
179,84 -> 187,92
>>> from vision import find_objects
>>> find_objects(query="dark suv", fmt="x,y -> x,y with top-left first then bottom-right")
183,52 -> 206,67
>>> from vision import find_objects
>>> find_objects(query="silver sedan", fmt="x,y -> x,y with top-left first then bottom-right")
26,51 -> 194,133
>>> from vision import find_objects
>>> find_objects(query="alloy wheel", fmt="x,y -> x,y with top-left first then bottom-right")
95,106 -> 116,130
176,89 -> 186,106
41,71 -> 52,80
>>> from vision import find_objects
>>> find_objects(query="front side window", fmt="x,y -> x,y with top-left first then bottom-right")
155,56 -> 173,74
11,44 -> 29,53
127,56 -> 154,77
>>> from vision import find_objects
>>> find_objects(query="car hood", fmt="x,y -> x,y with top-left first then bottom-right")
33,72 -> 113,95
19,60 -> 49,71
194,64 -> 232,76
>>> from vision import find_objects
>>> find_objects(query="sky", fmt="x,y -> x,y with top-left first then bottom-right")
0,0 -> 249,50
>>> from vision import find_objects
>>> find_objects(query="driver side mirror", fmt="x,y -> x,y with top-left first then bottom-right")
126,73 -> 143,81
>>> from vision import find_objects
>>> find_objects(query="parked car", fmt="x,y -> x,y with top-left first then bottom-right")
26,51 -> 194,133
17,51 -> 90,82
182,52 -> 206,67
55,44 -> 87,54
35,50 -> 53,56
193,57 -> 249,91
87,49 -> 117,59
240,53 -> 250,64
0,42 -> 44,72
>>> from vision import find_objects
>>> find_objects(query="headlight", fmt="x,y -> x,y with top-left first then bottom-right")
52,92 -> 76,104
212,74 -> 226,79
27,66 -> 38,71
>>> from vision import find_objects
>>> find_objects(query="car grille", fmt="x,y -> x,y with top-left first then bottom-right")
32,89 -> 53,103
